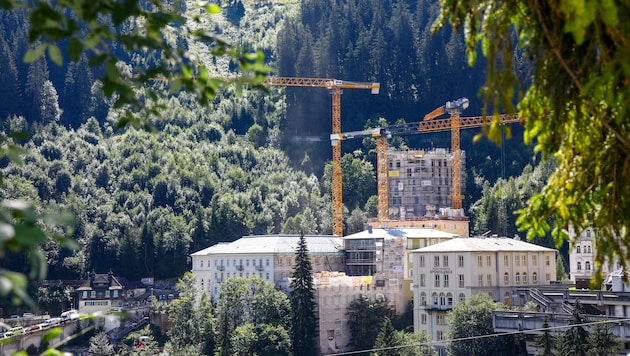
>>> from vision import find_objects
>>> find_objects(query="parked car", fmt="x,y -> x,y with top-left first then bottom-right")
24,324 -> 43,333
4,326 -> 24,337
22,312 -> 34,318
60,309 -> 79,322
43,317 -> 62,327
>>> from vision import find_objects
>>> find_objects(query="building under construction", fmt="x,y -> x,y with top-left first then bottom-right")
387,148 -> 466,220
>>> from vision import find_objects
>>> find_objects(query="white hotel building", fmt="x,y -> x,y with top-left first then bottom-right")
411,237 -> 557,355
190,235 -> 345,299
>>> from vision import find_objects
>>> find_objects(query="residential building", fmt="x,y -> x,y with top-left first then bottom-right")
75,271 -> 124,314
411,236 -> 557,355
568,225 -> 618,284
313,271 -> 400,355
387,148 -> 466,219
190,235 -> 345,300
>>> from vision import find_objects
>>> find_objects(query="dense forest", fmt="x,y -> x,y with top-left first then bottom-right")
0,0 -> 540,282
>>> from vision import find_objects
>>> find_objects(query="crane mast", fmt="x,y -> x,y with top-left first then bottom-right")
266,77 -> 379,237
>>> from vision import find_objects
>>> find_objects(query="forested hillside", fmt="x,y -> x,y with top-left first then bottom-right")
0,0 -> 537,282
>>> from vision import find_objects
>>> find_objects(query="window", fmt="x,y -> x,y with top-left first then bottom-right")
201,260 -> 204,267
576,246 -> 581,253
444,274 -> 449,287
437,314 -> 445,325
533,272 -> 538,283
586,261 -> 591,270
515,255 -> 520,266
523,272 -> 528,284
266,273 -> 270,280
504,272 -> 509,285
458,274 -> 464,288
434,256 -> 440,267
577,262 -> 582,270
516,273 -> 521,284
439,293 -> 446,306
522,255 -> 527,266
458,255 -> 464,267
443,256 -> 449,267
487,256 -> 492,267
435,274 -> 440,287
266,259 -> 270,266
90,291 -> 95,298
504,255 -> 509,267
420,274 -> 426,287
546,273 -> 551,281
432,292 -> 438,305
545,255 -> 550,266
459,293 -> 466,302
477,256 -> 483,267
420,292 -> 427,305
487,274 -> 492,286
437,331 -> 444,341
105,290 -> 110,298
587,246 -> 591,253
533,255 -> 538,266
478,275 -> 483,286
246,259 -> 249,266
447,293 -> 453,306
421,314 -> 427,324
419,256 -> 425,267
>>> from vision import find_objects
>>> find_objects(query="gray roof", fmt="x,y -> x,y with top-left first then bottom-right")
190,235 -> 344,256
343,227 -> 459,240
411,236 -> 557,253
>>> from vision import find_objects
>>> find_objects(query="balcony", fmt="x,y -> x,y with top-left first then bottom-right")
217,265 -> 225,271
237,265 -> 244,271
255,264 -> 264,271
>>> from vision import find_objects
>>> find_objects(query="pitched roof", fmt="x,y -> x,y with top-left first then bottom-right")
412,236 -> 557,253
190,235 -> 344,256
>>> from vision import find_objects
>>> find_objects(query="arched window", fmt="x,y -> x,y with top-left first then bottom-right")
533,272 -> 538,283
439,292 -> 446,306
576,246 -> 581,253
459,293 -> 466,302
516,273 -> 521,284
586,261 -> 591,270
523,272 -> 528,284
432,292 -> 438,305
447,293 -> 453,306
420,292 -> 427,305
504,272 -> 509,285
587,246 -> 591,253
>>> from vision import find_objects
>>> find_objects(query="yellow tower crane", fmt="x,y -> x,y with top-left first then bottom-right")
264,77 -> 380,237
331,101 -> 521,227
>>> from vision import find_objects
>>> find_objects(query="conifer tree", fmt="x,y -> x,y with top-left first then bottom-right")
534,315 -> 554,356
554,301 -> 588,356
586,322 -> 621,356
371,318 -> 399,356
289,234 -> 318,356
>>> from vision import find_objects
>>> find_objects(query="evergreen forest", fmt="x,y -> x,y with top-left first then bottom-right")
0,0 -> 541,284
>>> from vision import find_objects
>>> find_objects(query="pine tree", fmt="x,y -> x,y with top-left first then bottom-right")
554,301 -> 588,356
371,318 -> 400,356
586,322 -> 621,356
88,331 -> 114,356
534,315 -> 554,356
289,234 -> 318,356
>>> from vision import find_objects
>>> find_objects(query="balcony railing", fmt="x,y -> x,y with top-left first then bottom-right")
237,265 -> 244,271
217,265 -> 225,271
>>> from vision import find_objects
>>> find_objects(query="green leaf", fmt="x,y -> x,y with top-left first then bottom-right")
41,328 -> 62,344
13,224 -> 47,245
67,37 -> 83,62
23,44 -> 46,63
205,4 -> 221,14
47,44 -> 63,65
0,222 -> 15,241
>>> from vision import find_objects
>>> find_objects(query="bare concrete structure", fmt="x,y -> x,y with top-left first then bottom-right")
387,148 -> 466,219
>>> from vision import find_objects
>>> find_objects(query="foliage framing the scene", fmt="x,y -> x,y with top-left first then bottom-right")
434,0 -> 630,284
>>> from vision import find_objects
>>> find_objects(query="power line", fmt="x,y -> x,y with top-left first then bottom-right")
327,316 -> 630,355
